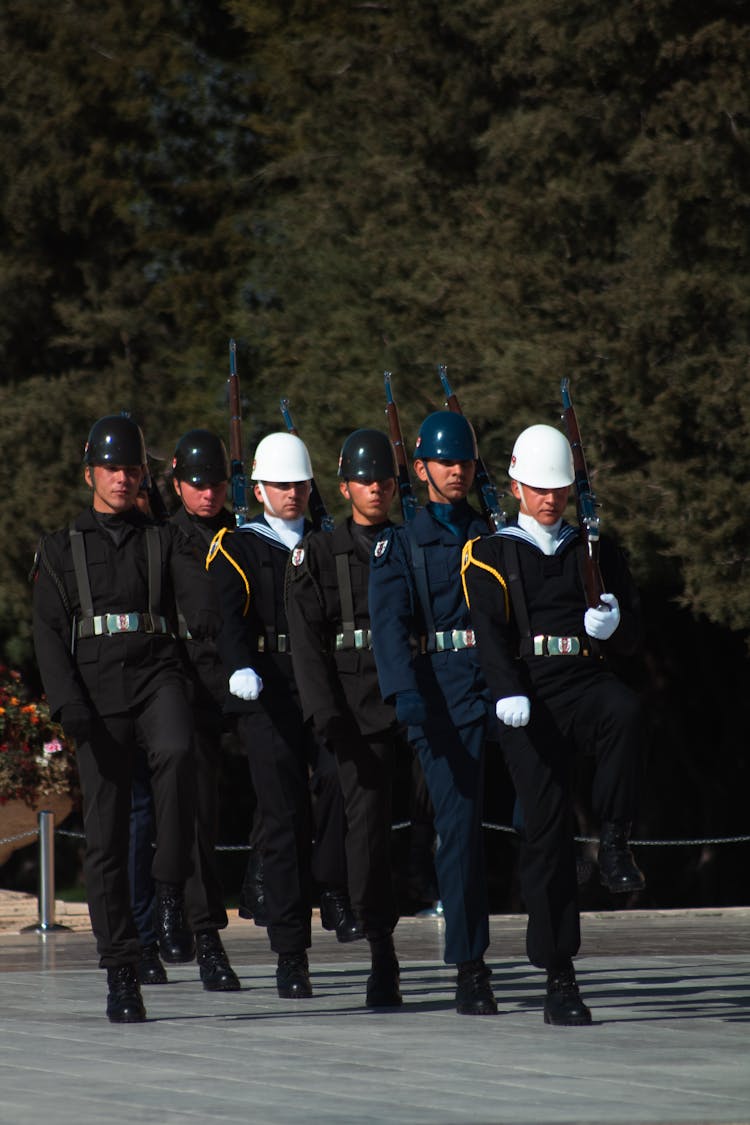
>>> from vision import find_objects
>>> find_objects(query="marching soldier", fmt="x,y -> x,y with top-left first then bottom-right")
368,412 -> 498,1016
286,429 -> 404,1007
167,429 -> 241,989
32,414 -> 219,1022
207,431 -> 356,1000
462,423 -> 644,1025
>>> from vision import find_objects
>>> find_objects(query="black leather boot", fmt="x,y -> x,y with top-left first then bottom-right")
195,930 -> 241,991
154,881 -> 195,963
544,961 -> 592,1026
106,965 -> 147,1023
366,931 -> 402,1008
598,821 -> 646,893
276,951 -> 313,999
137,942 -> 168,986
319,888 -> 365,943
238,848 -> 268,926
455,958 -> 498,1015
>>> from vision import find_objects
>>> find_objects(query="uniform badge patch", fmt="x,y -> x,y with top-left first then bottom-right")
374,537 -> 389,559
207,538 -> 220,563
291,546 -> 305,567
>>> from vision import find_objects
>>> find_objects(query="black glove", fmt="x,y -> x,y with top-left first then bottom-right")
60,703 -> 94,744
315,712 -> 357,745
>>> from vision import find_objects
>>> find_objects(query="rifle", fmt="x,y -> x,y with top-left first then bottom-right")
439,365 -> 506,533
228,338 -> 250,527
560,377 -> 606,608
279,397 -> 335,532
383,370 -> 418,522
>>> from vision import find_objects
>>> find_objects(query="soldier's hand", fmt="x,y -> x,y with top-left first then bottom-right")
584,592 -> 621,640
229,667 -> 264,701
60,702 -> 94,744
395,689 -> 427,727
495,696 -> 530,728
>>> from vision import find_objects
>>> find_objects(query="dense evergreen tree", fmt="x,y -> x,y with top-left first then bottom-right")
0,0 -> 257,663
228,1 -> 750,632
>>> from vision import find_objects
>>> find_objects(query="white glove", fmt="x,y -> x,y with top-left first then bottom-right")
496,696 -> 531,728
229,667 -> 264,701
584,592 -> 621,640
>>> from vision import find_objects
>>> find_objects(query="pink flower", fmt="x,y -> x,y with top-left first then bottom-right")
43,739 -> 64,756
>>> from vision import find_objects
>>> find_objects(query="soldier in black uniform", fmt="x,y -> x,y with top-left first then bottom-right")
32,414 -> 219,1022
167,429 -> 241,989
462,423 -> 644,1025
368,412 -> 498,1016
286,429 -> 404,1007
207,431 -> 356,1000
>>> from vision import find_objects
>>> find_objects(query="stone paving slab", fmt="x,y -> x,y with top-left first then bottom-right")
0,911 -> 748,1125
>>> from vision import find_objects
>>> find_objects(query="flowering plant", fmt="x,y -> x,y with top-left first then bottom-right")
0,667 -> 80,809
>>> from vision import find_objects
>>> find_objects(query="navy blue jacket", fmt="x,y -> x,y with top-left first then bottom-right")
368,504 -> 493,730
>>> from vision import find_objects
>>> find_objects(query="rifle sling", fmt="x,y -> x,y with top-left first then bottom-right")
335,551 -> 356,650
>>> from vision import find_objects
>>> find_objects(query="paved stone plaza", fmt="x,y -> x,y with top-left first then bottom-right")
0,908 -> 748,1124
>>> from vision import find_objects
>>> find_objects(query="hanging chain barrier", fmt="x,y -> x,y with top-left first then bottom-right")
41,822 -> 750,849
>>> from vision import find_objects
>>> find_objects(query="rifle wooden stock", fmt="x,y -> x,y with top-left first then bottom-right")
438,365 -> 505,533
279,397 -> 334,532
560,377 -> 605,608
384,371 -> 418,522
228,338 -> 249,526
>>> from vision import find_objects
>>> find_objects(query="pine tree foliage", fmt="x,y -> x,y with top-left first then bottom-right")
228,0 -> 750,629
0,0 -> 748,666
0,0 -> 258,662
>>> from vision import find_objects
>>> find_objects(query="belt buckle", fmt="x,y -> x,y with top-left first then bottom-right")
547,635 -> 580,656
106,612 -> 138,634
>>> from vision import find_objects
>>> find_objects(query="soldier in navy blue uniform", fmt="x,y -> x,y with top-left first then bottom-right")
462,423 -> 644,1025
369,412 -> 498,1016
32,414 -> 220,1023
286,429 -> 405,1007
206,431 -> 355,1000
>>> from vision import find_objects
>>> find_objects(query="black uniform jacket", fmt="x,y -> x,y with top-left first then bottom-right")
206,515 -> 310,717
285,518 -> 396,738
32,506 -> 221,720
462,521 -> 641,704
171,505 -> 235,712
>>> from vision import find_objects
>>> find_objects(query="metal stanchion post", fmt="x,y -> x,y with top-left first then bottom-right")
22,810 -> 71,934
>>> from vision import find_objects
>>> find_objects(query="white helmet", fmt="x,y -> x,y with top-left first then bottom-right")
508,425 -> 574,488
251,432 -> 313,482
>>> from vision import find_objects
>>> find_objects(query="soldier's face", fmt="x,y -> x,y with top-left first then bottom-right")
414,458 -> 475,504
85,464 -> 143,514
174,478 -> 228,519
512,480 -> 570,525
254,480 -> 311,520
340,477 -> 396,525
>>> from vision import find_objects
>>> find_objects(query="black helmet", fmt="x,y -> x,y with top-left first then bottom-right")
413,411 -> 477,461
338,429 -> 397,482
84,413 -> 147,467
172,429 -> 230,485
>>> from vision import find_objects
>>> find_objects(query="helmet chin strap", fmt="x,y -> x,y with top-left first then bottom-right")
423,462 -> 454,504
257,481 -> 278,517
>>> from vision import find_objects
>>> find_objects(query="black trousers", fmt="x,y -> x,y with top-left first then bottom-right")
237,709 -> 345,955
128,713 -> 228,942
502,669 -> 642,970
76,682 -> 195,968
329,726 -> 400,935
184,714 -> 228,932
